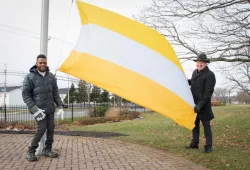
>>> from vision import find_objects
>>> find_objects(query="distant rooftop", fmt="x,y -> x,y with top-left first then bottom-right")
0,86 -> 22,93
58,88 -> 69,94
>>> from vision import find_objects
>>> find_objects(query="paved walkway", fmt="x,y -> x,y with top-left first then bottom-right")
0,134 -> 208,170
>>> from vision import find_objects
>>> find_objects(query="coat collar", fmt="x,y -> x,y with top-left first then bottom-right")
193,66 -> 209,79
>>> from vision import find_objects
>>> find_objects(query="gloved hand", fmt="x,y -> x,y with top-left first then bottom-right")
194,105 -> 200,113
34,108 -> 46,121
57,109 -> 64,120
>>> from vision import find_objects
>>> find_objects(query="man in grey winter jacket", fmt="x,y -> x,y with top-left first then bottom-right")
22,54 -> 64,161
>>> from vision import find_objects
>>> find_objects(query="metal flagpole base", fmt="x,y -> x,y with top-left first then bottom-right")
35,132 -> 46,156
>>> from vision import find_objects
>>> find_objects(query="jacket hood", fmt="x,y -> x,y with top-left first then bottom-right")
29,65 -> 50,73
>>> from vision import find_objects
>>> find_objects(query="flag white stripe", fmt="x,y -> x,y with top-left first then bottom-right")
74,24 -> 194,106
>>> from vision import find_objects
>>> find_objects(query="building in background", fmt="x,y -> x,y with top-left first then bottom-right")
0,86 -> 24,105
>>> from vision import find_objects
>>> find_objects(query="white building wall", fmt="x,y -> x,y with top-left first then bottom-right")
8,89 -> 25,105
0,93 -> 10,105
0,93 -> 4,105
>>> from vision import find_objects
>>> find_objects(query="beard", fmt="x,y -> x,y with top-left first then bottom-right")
37,67 -> 46,72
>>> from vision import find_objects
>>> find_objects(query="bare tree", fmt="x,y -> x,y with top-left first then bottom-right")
224,62 -> 250,94
134,0 -> 250,62
135,0 -> 250,94
235,91 -> 250,103
213,88 -> 228,103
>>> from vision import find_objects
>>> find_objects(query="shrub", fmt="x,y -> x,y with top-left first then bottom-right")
75,117 -> 120,126
89,106 -> 109,117
74,111 -> 140,126
0,122 -> 34,130
220,101 -> 226,106
121,110 -> 140,119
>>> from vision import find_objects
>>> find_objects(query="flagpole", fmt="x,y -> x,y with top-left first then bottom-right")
40,0 -> 49,55
36,0 -> 49,156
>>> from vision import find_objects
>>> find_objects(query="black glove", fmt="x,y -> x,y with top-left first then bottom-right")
194,105 -> 199,113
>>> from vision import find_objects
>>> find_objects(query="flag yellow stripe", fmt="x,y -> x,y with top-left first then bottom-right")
59,51 -> 195,129
76,1 -> 183,72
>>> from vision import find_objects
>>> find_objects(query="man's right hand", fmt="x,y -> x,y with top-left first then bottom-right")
33,108 -> 46,121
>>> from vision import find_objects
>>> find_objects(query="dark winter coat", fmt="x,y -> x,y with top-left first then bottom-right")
22,65 -> 63,114
188,66 -> 216,121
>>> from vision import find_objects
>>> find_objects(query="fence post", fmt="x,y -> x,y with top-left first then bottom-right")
4,104 -> 6,122
71,102 -> 73,122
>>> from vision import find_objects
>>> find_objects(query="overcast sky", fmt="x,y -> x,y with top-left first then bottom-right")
0,0 -> 224,88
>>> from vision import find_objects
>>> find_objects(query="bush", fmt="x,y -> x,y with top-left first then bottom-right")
212,100 -> 226,106
72,111 -> 140,126
74,117 -> 116,126
90,106 -> 109,117
220,101 -> 226,106
120,110 -> 140,119
0,122 -> 34,130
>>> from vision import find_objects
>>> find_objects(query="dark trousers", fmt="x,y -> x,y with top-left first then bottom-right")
191,116 -> 212,147
29,113 -> 55,153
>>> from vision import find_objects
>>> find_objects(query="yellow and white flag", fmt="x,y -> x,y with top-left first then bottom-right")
59,0 -> 196,129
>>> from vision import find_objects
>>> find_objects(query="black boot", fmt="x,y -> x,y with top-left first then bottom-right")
185,144 -> 199,149
203,146 -> 212,153
27,151 -> 38,161
42,149 -> 58,158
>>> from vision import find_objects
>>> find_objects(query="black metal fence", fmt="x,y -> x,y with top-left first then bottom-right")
0,105 -> 90,128
0,105 -> 36,127
0,104 -> 151,128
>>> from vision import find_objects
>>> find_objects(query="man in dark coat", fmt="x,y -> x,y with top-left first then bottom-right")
186,53 -> 216,153
22,54 -> 64,161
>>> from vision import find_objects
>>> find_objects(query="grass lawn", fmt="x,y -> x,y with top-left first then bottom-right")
69,105 -> 250,170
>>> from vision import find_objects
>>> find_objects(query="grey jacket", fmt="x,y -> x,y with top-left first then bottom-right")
22,65 -> 63,114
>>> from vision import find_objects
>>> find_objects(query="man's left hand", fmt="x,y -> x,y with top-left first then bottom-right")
57,109 -> 64,120
194,105 -> 199,113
